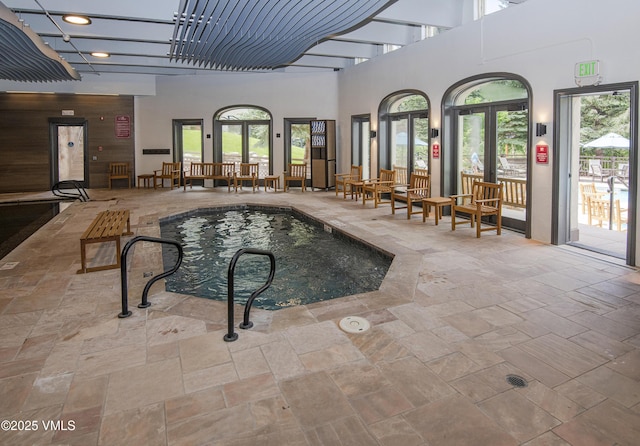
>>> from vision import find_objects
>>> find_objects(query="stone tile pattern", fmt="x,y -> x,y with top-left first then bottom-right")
0,188 -> 639,445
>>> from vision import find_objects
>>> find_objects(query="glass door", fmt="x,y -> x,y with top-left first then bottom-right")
286,121 -> 311,179
248,123 -> 270,179
57,125 -> 85,183
215,107 -> 272,181
351,115 -> 370,179
221,123 -> 243,168
455,104 -> 528,232
173,119 -> 203,178
555,87 -> 634,262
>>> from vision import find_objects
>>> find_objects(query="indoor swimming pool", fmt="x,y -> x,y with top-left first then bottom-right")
160,206 -> 393,310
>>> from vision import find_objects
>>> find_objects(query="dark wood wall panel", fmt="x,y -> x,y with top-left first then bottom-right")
0,93 -> 135,193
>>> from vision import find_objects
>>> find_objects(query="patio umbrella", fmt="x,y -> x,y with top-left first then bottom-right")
583,132 -> 629,149
395,132 -> 428,146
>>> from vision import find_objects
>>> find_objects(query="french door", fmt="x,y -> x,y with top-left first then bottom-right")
173,119 -> 203,170
217,121 -> 270,179
453,102 -> 528,232
387,112 -> 429,172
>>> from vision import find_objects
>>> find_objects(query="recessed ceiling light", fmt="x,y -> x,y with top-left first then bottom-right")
62,15 -> 92,25
90,52 -> 110,58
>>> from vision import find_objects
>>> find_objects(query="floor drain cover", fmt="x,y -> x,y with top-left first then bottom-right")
506,374 -> 528,388
339,316 -> 370,333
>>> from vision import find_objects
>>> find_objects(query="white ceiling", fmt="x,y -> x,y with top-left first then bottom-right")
2,0 -> 526,80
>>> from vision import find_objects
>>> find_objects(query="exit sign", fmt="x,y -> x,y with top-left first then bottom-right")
575,60 -> 601,87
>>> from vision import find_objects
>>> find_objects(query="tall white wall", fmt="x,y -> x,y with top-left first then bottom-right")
337,0 -> 640,243
135,71 -> 338,178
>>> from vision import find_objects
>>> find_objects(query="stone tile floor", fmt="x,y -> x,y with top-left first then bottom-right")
0,186 -> 639,445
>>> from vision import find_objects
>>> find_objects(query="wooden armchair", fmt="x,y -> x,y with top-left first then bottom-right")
391,173 -> 431,219
214,162 -> 236,191
234,163 -> 259,192
579,183 -> 606,214
393,165 -> 408,187
362,168 -> 396,208
284,163 -> 307,192
451,181 -> 503,238
108,162 -> 131,189
335,165 -> 362,199
154,162 -> 181,189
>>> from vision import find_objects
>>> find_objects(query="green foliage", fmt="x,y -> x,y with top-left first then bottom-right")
580,93 -> 630,156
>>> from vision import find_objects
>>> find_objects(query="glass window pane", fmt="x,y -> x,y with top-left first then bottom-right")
455,80 -> 527,105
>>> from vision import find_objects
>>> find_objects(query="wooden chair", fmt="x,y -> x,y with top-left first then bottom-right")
579,183 -> 606,214
615,199 -> 628,232
460,171 -> 484,204
214,162 -> 236,191
393,165 -> 408,186
391,173 -> 430,219
362,168 -> 396,208
587,196 -> 611,228
451,181 -> 503,238
154,162 -> 181,189
589,160 -> 607,182
234,163 -> 259,192
108,162 -> 131,189
335,165 -> 362,199
284,163 -> 307,192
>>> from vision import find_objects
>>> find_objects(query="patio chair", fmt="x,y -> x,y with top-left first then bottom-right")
234,163 -> 259,192
589,160 -> 607,182
108,162 -> 131,189
579,183 -> 606,214
393,165 -> 408,187
154,162 -> 181,189
335,165 -> 362,199
391,173 -> 431,219
451,181 -> 503,238
615,199 -> 628,231
284,163 -> 307,192
498,157 -> 525,177
362,168 -> 396,208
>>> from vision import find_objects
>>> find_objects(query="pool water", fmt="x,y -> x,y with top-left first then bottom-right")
0,202 -> 60,260
160,206 -> 392,310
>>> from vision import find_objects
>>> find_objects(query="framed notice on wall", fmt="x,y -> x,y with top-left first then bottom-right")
536,144 -> 548,164
115,115 -> 131,138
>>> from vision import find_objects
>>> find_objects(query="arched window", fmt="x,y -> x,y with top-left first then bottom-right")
378,91 -> 430,176
444,76 -> 531,234
214,106 -> 272,178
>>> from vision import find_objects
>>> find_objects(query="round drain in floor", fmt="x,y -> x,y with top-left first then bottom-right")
339,316 -> 370,333
506,374 -> 528,388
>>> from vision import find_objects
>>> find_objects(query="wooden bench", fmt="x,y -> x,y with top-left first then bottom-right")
184,162 -> 235,191
78,210 -> 133,274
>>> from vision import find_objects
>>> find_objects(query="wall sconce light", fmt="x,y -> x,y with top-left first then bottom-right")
430,128 -> 439,138
370,130 -> 377,139
535,123 -> 547,137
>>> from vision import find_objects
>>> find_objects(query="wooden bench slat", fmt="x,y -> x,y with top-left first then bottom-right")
78,209 -> 133,274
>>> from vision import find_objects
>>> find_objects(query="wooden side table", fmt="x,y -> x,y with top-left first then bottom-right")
137,174 -> 154,189
264,175 -> 280,192
422,196 -> 451,225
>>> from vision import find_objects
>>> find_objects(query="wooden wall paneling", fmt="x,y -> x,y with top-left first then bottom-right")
0,93 -> 135,193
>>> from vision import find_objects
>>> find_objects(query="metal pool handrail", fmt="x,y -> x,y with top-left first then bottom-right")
224,248 -> 276,342
52,180 -> 90,202
118,236 -> 183,318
